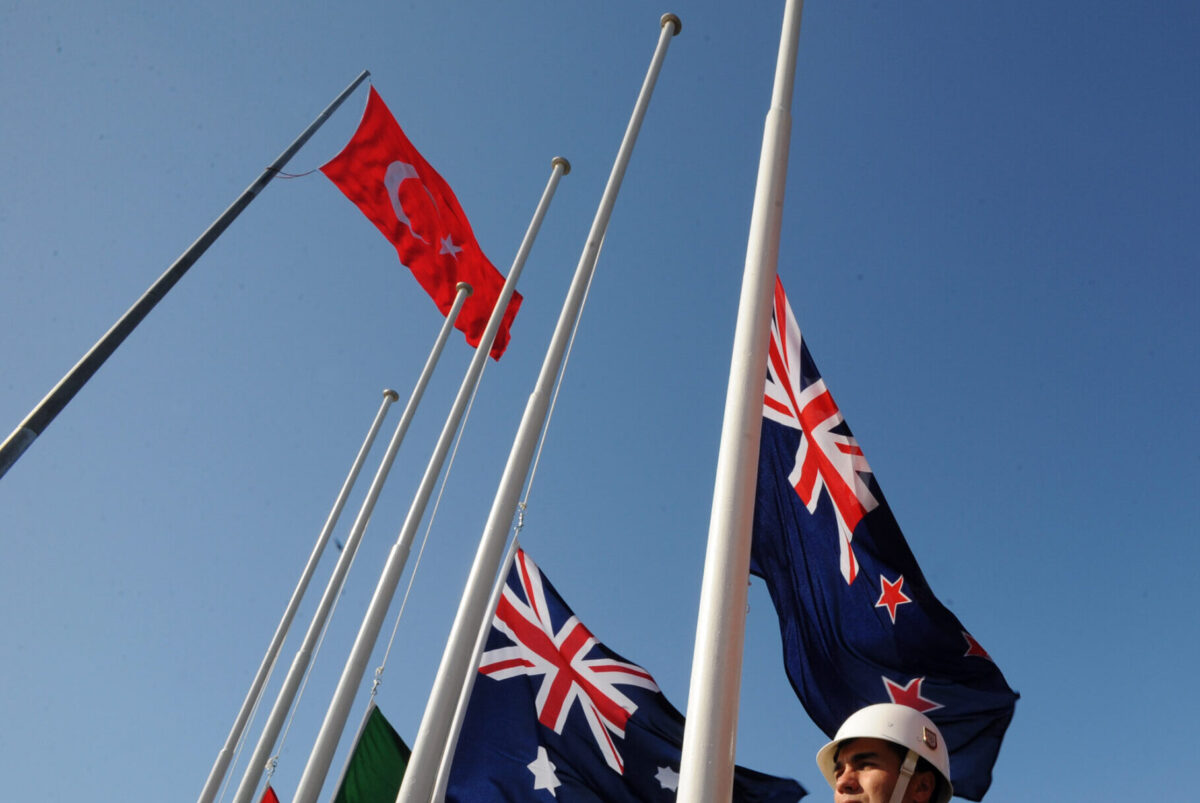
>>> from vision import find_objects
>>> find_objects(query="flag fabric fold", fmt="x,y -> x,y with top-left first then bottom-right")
321,86 -> 521,359
448,548 -> 805,802
332,702 -> 411,803
750,276 -> 1018,801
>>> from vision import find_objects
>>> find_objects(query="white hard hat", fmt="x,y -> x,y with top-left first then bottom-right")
815,703 -> 953,803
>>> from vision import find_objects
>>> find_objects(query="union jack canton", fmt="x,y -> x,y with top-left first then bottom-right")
447,548 -> 805,802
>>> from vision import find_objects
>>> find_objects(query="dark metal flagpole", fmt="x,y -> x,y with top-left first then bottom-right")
0,69 -> 371,481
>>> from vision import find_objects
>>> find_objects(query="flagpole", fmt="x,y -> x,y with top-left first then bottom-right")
0,70 -> 370,482
230,282 -> 474,803
675,2 -> 803,802
395,16 -> 681,803
291,155 -> 570,803
198,388 -> 399,803
429,535 -> 522,801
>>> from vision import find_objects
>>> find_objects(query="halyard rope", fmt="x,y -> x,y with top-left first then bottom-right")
371,356 -> 490,694
367,235 -> 602,703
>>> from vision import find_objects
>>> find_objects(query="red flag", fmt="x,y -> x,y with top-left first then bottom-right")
322,87 -> 521,358
259,785 -> 280,803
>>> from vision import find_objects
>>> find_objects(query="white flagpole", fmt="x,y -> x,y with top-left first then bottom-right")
291,156 -> 570,803
675,2 -> 804,802
230,282 -> 474,803
197,388 -> 399,803
430,535 -> 522,801
395,15 -> 681,803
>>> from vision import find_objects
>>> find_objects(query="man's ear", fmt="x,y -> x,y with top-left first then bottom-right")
909,769 -> 935,803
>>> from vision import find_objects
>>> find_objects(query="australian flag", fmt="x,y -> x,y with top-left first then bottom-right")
447,548 -> 805,802
750,277 -> 1018,801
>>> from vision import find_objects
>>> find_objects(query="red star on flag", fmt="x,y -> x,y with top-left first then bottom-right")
874,574 -> 911,623
883,676 -> 942,713
963,631 -> 993,660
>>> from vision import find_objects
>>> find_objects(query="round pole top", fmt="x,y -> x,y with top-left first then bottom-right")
551,156 -> 572,175
455,281 -> 474,296
382,389 -> 400,402
661,13 -> 682,35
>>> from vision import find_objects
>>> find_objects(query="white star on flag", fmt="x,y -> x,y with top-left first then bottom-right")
527,746 -> 562,797
440,234 -> 463,257
655,765 -> 680,791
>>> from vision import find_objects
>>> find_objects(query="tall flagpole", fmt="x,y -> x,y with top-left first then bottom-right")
230,283 -> 474,803
395,15 -> 681,803
675,2 -> 803,802
430,535 -> 522,801
197,388 -> 399,803
0,70 -> 370,481
291,156 -> 570,803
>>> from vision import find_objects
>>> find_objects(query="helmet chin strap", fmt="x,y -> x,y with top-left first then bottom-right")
888,749 -> 919,803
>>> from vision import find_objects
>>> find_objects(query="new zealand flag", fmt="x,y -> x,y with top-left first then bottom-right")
750,277 -> 1018,801
447,548 -> 805,802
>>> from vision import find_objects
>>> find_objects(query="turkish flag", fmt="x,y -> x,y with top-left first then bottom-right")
259,785 -> 280,803
322,87 -> 521,358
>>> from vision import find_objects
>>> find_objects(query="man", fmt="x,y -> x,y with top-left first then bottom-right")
815,704 -> 953,803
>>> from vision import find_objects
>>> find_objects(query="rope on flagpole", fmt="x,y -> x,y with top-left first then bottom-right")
267,74 -> 375,181
214,665 -> 273,803
363,229 -> 594,707
268,168 -> 321,179
368,358 -> 491,697
421,262 -> 602,797
520,237 -> 603,514
259,536 -> 364,785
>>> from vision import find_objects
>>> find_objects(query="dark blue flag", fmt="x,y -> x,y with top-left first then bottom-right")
749,277 -> 1018,801
447,548 -> 805,803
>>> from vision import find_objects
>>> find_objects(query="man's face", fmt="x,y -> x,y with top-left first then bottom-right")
831,737 -> 934,803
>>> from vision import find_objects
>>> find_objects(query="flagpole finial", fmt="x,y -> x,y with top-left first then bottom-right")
455,281 -> 474,297
661,13 -> 682,35
382,389 -> 400,402
551,156 -> 571,176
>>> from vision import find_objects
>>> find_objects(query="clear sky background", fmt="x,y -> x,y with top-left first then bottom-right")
1,2 -> 1196,801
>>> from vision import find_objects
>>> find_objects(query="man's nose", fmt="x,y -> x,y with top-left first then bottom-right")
835,767 -> 860,793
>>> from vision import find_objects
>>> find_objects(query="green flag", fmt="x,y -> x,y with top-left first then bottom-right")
332,704 -> 411,803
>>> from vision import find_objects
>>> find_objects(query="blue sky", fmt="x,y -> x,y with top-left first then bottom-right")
1,2 -> 1196,801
